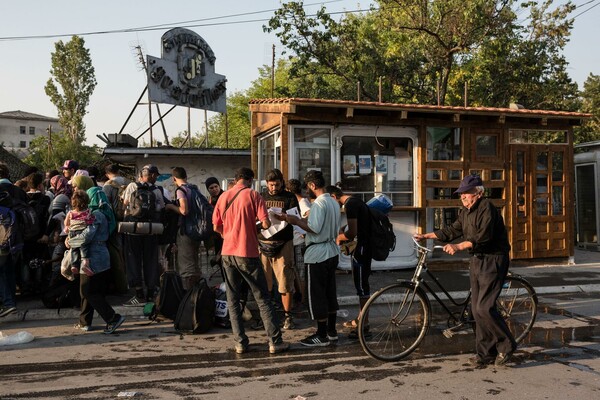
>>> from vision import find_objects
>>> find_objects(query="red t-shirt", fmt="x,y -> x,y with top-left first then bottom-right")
212,182 -> 268,258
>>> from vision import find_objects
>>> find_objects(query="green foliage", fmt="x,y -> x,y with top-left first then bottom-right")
23,132 -> 102,171
264,0 -> 580,110
44,35 -> 97,142
574,74 -> 600,146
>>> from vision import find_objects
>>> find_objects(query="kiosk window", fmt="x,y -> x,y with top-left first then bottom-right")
293,127 -> 332,185
340,136 -> 413,206
427,127 -> 461,161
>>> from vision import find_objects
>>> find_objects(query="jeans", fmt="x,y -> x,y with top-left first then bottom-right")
0,254 -> 17,308
221,255 -> 282,347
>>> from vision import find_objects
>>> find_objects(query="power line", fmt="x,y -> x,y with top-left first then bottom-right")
573,0 -> 600,19
0,0 -> 359,42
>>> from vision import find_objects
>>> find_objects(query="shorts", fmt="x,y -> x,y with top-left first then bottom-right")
260,240 -> 295,294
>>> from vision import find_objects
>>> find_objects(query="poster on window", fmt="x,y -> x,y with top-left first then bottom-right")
343,155 -> 357,175
358,155 -> 372,175
376,155 -> 387,174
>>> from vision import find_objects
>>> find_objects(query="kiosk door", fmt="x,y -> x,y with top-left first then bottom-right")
510,145 -> 569,259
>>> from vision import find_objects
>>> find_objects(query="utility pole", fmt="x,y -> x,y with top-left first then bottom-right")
46,125 -> 53,166
271,44 -> 275,98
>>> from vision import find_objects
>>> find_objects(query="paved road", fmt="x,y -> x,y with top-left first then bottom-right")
1,248 -> 600,398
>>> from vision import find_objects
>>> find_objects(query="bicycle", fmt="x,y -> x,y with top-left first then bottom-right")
358,237 -> 538,362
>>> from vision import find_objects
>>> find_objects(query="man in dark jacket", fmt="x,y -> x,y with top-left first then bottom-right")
414,175 -> 517,367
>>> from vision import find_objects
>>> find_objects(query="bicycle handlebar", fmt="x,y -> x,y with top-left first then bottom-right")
412,236 -> 445,252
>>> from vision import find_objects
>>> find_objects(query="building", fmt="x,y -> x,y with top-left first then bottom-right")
103,146 -> 250,198
574,141 -> 600,251
0,111 -> 61,159
249,98 -> 589,269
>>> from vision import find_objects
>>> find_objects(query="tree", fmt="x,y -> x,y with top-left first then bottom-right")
45,35 -> 97,142
264,0 -> 579,109
24,134 -> 102,172
574,74 -> 600,145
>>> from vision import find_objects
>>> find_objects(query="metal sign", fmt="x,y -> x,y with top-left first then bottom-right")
147,28 -> 227,113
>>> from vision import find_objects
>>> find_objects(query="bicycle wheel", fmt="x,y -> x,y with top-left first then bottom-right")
358,282 -> 430,362
497,274 -> 538,343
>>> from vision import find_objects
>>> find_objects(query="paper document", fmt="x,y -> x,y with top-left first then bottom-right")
261,207 -> 287,239
287,207 -> 306,235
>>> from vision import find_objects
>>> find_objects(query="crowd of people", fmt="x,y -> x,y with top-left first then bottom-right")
0,160 -> 515,365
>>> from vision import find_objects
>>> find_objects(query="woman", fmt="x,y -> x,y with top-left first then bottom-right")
39,175 -> 73,285
70,176 -> 125,334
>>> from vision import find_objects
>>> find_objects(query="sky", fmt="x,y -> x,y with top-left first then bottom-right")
0,0 -> 598,148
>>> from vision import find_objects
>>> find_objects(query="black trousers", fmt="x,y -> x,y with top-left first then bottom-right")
469,254 -> 517,358
79,269 -> 117,326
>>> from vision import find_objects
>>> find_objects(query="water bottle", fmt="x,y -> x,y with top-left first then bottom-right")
0,331 -> 34,346
336,309 -> 349,318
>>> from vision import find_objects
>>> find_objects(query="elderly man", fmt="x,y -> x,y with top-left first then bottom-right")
414,174 -> 517,367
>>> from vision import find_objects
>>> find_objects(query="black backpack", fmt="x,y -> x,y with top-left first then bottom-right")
155,270 -> 185,320
368,207 -> 396,261
127,183 -> 157,222
42,276 -> 81,311
174,278 -> 215,334
9,198 -> 40,242
179,184 -> 214,242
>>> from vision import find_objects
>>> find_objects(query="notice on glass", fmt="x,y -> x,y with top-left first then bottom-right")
359,155 -> 372,175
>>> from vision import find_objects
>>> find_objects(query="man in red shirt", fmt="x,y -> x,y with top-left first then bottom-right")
212,167 -> 289,355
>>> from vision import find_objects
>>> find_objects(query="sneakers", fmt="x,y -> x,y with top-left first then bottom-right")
104,315 -> 126,334
123,296 -> 146,307
74,323 -> 91,332
0,306 -> 17,318
327,331 -> 339,342
269,341 -> 290,354
300,333 -> 330,347
283,316 -> 295,330
234,344 -> 249,354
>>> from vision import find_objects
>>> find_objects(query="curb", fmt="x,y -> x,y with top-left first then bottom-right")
4,283 -> 600,323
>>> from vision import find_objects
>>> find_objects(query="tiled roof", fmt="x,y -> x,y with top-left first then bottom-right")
248,98 -> 590,118
0,110 -> 59,122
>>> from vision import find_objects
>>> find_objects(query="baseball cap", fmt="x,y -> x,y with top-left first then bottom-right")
61,160 -> 79,170
454,175 -> 483,194
141,164 -> 160,175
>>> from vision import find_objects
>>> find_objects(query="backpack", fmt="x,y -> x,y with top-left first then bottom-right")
174,278 -> 215,334
155,270 -> 185,320
41,276 -> 81,311
127,183 -> 157,222
0,205 -> 22,255
106,180 -> 128,221
10,198 -> 41,241
88,187 -> 117,234
27,193 -> 50,233
179,184 -> 214,242
368,207 -> 396,261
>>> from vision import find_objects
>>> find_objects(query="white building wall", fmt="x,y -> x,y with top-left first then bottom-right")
0,116 -> 61,158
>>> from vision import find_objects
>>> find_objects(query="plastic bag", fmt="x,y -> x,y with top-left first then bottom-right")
0,331 -> 34,346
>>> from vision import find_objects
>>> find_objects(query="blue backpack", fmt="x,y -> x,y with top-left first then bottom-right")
179,184 -> 214,242
0,205 -> 23,255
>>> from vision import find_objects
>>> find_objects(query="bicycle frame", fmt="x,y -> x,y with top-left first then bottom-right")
408,238 -> 472,328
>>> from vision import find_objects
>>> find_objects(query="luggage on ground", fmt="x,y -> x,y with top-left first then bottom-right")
174,278 -> 215,334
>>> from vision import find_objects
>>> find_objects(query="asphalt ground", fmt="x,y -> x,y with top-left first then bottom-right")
2,247 -> 600,324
